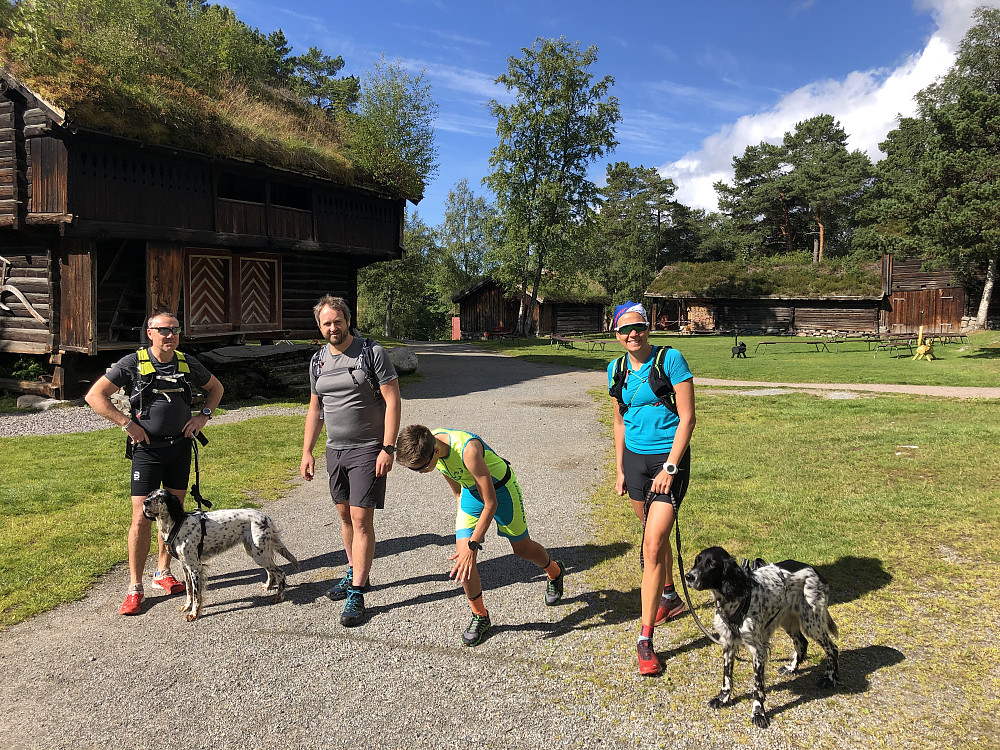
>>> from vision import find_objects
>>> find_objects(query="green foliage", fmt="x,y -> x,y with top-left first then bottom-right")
715,114 -> 872,262
434,178 -> 493,305
347,55 -> 438,200
357,211 -> 449,340
485,36 -> 620,334
644,254 -> 882,299
0,354 -> 47,380
291,45 -> 359,115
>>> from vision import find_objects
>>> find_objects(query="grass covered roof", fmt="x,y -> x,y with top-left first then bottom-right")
646,255 -> 884,299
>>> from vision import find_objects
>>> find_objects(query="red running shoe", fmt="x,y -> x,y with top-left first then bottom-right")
654,595 -> 686,626
151,572 -> 186,594
637,638 -> 663,676
119,590 -> 144,616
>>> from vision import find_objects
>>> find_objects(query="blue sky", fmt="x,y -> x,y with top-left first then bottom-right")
225,0 -> 1000,229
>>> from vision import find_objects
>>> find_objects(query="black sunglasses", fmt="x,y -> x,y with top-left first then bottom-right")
408,451 -> 437,472
151,326 -> 181,336
616,323 -> 648,335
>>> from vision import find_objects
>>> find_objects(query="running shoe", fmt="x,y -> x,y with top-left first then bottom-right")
151,572 -> 186,595
544,560 -> 566,606
327,567 -> 353,600
119,590 -> 144,616
654,595 -> 686,626
462,614 -> 491,647
340,588 -> 366,627
637,638 -> 663,676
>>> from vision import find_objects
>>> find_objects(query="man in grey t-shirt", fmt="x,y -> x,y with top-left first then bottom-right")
300,295 -> 400,627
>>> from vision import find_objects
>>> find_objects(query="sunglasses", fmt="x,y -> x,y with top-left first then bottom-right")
616,323 -> 648,335
408,452 -> 437,472
151,326 -> 181,336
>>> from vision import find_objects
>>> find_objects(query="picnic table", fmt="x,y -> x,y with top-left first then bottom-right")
753,338 -> 834,354
484,326 -> 518,340
549,335 -> 607,352
871,336 -> 916,358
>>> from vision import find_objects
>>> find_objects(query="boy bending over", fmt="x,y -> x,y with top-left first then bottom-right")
397,425 -> 566,646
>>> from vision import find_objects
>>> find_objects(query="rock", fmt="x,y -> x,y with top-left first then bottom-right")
388,346 -> 418,375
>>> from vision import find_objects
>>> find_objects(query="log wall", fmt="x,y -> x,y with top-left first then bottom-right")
0,240 -> 54,353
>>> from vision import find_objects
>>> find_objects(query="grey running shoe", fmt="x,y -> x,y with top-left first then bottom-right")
544,561 -> 566,606
461,614 -> 491,646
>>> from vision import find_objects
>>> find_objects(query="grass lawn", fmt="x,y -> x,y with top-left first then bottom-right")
478,329 -> 1000,387
584,389 -> 1000,746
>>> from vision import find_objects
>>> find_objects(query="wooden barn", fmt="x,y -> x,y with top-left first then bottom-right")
0,69 -> 407,398
645,255 -> 970,335
452,277 -> 607,338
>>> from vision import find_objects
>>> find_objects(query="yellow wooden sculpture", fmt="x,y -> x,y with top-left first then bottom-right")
913,325 -> 936,361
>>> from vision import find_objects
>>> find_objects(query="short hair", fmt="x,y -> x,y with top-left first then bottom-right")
147,310 -> 178,329
397,424 -> 437,469
313,295 -> 352,326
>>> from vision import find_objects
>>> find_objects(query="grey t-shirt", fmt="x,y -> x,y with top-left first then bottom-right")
106,350 -> 213,438
309,337 -> 397,449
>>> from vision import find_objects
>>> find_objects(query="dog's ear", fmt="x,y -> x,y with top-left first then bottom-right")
719,556 -> 749,600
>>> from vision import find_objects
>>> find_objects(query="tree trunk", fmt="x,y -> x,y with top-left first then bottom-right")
384,285 -> 393,338
815,208 -> 825,262
526,255 -> 544,335
515,261 -> 529,335
976,255 -> 997,329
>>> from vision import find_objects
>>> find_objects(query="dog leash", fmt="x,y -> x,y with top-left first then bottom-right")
190,432 -> 213,510
641,485 -> 721,646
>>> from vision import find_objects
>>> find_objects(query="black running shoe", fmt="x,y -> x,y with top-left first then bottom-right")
340,588 -> 366,627
328,568 -> 369,601
461,614 -> 491,647
544,560 -> 566,606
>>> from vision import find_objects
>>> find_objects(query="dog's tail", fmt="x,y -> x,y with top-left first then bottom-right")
826,612 -> 839,640
275,540 -> 300,572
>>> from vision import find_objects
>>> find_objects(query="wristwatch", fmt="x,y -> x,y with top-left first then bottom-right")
662,461 -> 678,475
467,540 -> 483,551
382,444 -> 396,454
200,407 -> 213,418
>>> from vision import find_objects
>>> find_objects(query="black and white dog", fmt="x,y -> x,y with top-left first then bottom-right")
142,489 -> 299,621
685,546 -> 839,728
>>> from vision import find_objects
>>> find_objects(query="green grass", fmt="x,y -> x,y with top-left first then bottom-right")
582,390 -> 1000,746
477,329 -> 1000,387
0,417 -> 306,627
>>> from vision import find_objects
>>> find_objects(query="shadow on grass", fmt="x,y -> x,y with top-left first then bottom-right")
813,556 -> 893,605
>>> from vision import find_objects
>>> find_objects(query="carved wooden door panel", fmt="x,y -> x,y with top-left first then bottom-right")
236,254 -> 281,332
185,250 -> 233,334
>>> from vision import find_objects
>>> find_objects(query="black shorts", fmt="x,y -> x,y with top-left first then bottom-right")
622,447 -> 690,508
326,444 -> 386,509
130,438 -> 192,496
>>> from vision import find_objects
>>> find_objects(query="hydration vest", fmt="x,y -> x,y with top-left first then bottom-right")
310,337 -> 384,402
130,348 -> 193,418
608,345 -> 676,416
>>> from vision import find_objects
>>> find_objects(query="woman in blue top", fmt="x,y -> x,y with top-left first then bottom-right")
607,302 -> 696,677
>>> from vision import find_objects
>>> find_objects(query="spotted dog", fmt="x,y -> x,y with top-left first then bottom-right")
142,489 -> 299,621
685,546 -> 839,728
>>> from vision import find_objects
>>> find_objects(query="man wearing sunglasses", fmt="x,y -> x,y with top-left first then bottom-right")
86,311 -> 224,616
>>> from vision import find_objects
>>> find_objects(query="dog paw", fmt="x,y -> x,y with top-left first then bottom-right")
817,675 -> 837,689
184,613 -> 199,622
752,710 -> 771,729
778,665 -> 796,675
708,696 -> 728,710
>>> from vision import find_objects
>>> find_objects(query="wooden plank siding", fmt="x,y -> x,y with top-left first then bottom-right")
279,250 -> 356,337
0,241 -> 56,353
458,283 -> 519,337
888,257 -> 958,291
57,238 -> 96,353
546,303 -> 604,334
26,135 -> 66,215
0,94 -> 27,228
884,287 -> 966,334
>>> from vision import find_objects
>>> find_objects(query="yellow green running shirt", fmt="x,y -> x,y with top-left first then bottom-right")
431,429 -> 528,541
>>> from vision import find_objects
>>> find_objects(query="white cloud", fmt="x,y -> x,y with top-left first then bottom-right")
662,1 -> 999,213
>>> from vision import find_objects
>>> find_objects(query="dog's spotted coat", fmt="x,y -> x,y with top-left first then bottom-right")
685,545 -> 839,728
142,489 -> 299,621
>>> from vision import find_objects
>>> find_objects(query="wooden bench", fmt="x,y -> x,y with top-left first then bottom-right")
872,337 -> 916,358
485,327 -> 517,341
549,335 -> 607,352
754,338 -> 833,354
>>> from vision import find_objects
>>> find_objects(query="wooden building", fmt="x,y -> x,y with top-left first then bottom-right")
0,69 -> 406,398
452,277 -> 607,338
645,254 -> 968,335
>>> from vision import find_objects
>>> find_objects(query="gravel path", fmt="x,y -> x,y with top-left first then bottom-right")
1,350 -> 990,749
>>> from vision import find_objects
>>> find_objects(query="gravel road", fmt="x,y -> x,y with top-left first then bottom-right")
2,347 -> 990,750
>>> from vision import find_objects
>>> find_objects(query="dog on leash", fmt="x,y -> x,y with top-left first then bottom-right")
142,489 -> 299,621
685,546 -> 839,728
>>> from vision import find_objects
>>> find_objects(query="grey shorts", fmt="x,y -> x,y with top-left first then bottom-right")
326,444 -> 386,509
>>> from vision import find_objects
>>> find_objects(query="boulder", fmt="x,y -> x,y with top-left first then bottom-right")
388,346 -> 418,375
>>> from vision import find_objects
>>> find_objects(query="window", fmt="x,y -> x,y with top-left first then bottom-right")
218,173 -> 265,203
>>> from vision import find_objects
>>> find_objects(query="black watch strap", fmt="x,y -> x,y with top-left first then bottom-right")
382,444 -> 396,454
467,540 -> 483,551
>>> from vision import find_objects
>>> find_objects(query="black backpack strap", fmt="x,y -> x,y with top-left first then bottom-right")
608,354 -> 629,415
357,338 -> 384,402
